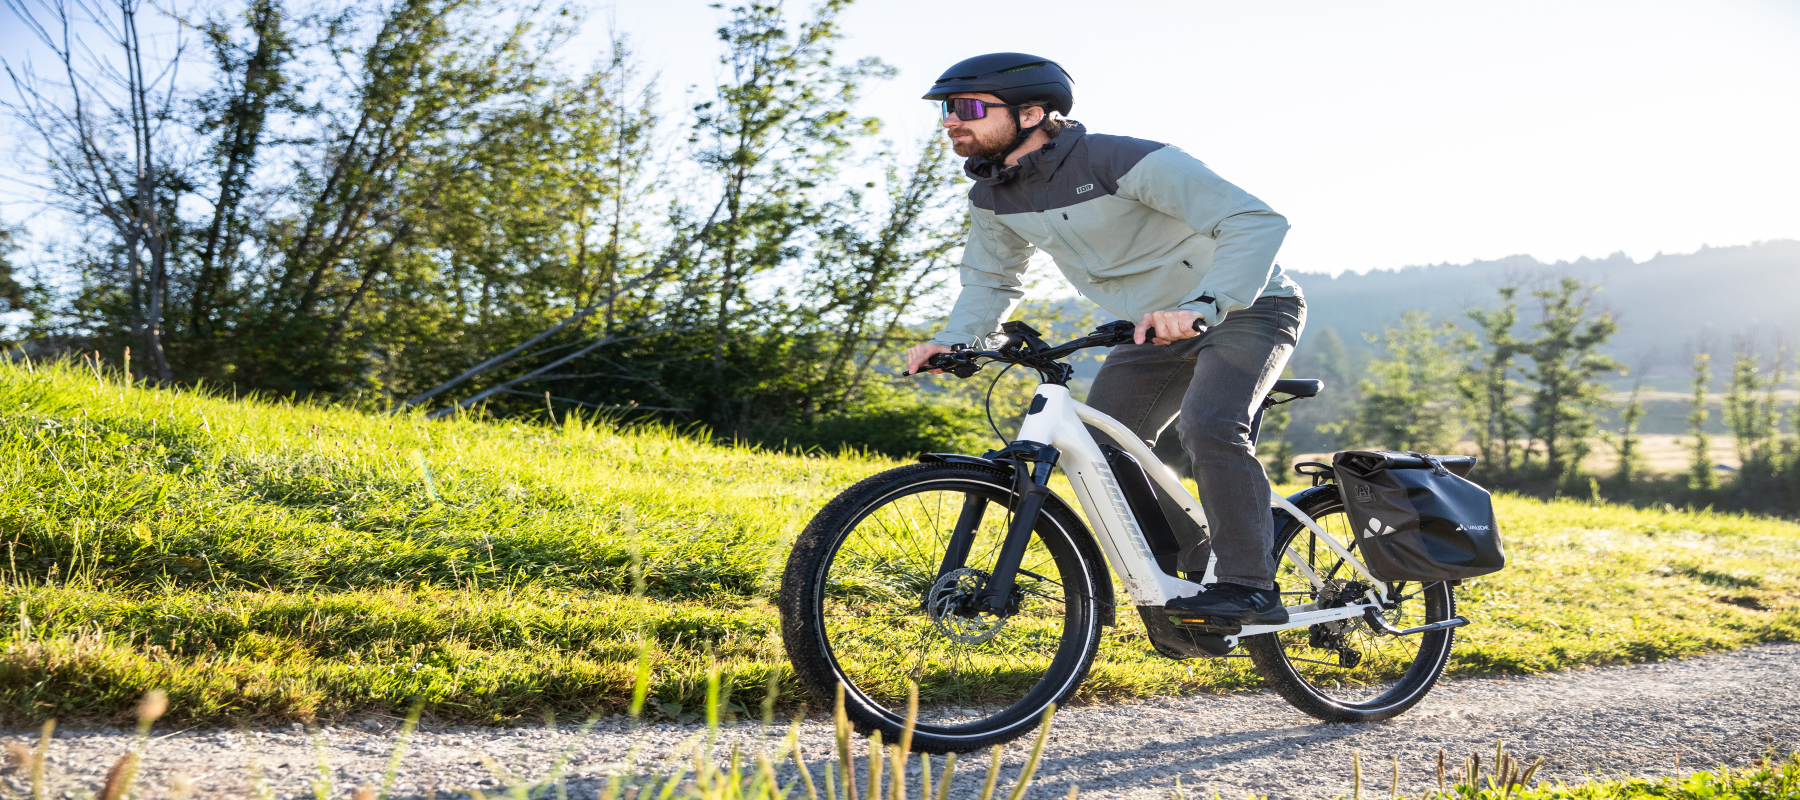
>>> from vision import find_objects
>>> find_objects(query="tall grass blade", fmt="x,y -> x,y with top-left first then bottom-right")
888,745 -> 904,800
1436,749 -> 1447,797
1002,704 -> 1056,800
630,638 -> 654,722
312,726 -> 334,800
897,682 -> 918,760
977,746 -> 1003,800
934,753 -> 955,800
32,720 -> 53,800
763,668 -> 781,726
868,731 -> 885,800
1390,753 -> 1399,800
791,720 -> 820,800
379,701 -> 424,799
835,685 -> 856,800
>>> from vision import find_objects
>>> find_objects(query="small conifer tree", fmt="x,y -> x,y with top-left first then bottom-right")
1687,353 -> 1717,493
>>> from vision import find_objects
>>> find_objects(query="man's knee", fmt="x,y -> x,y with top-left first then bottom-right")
1176,414 -> 1252,460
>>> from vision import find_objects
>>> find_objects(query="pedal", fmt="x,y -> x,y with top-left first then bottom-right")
1191,633 -> 1235,657
1167,615 -> 1243,636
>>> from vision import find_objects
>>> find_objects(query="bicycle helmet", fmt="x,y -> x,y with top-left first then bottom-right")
922,53 -> 1076,115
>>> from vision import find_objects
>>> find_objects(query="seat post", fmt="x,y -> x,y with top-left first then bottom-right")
1248,401 -> 1269,446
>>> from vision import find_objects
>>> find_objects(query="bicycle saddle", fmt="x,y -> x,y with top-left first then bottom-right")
1270,378 -> 1323,398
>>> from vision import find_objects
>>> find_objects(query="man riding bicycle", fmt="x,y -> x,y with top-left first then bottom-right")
903,53 -> 1306,626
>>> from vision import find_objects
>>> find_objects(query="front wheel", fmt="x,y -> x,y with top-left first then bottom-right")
779,462 -> 1107,753
1243,485 -> 1458,722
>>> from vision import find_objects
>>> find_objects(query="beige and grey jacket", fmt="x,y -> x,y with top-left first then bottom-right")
930,123 -> 1301,348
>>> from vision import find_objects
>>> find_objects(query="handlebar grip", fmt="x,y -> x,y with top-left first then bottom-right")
903,352 -> 963,377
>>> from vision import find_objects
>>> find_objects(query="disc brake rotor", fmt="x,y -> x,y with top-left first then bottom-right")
926,567 -> 1009,644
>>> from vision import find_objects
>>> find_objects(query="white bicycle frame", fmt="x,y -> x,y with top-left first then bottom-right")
1014,383 -> 1390,646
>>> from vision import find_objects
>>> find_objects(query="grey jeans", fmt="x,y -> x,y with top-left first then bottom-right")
1084,294 -> 1306,590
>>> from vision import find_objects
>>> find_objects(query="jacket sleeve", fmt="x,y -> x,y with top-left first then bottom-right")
1114,146 -> 1289,326
930,204 -> 1035,347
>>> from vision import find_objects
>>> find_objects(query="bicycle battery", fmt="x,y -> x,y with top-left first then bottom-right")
1099,444 -> 1183,576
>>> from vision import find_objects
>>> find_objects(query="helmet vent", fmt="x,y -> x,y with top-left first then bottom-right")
999,62 -> 1045,74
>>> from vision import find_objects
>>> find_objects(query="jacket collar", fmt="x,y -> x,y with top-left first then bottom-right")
964,122 -> 1087,186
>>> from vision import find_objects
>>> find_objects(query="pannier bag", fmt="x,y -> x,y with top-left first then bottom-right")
1330,450 -> 1505,582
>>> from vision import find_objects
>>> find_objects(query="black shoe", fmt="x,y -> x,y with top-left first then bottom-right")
1165,583 -> 1290,626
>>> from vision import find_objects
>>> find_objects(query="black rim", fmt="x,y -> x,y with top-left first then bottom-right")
810,475 -> 1094,739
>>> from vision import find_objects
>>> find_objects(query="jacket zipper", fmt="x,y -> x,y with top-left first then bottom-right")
1060,212 -> 1106,272
1046,211 -> 1099,281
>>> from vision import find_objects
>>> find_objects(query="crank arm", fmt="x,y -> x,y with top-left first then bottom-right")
1363,609 -> 1470,637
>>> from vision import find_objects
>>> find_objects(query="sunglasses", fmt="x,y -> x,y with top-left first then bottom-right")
939,97 -> 1018,121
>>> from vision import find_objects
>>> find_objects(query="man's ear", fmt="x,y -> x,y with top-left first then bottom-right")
1020,105 -> 1046,127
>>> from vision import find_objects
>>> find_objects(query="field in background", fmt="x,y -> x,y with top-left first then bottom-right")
2,361 -> 1797,725
1296,433 -> 1747,482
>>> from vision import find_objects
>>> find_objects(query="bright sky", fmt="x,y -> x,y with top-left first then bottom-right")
3,0 -> 1798,276
594,0 -> 1800,275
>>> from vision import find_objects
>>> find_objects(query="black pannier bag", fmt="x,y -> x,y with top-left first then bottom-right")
1330,450 -> 1506,582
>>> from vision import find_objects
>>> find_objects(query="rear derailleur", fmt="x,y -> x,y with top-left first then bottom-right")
1308,579 -> 1368,668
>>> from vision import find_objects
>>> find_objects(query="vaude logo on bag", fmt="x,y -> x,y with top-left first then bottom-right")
1456,524 -> 1491,531
1363,517 -> 1396,538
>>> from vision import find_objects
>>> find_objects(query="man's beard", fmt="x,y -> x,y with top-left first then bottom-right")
949,120 -> 1017,159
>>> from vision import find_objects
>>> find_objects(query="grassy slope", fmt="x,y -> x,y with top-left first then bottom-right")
1,361 -> 1796,725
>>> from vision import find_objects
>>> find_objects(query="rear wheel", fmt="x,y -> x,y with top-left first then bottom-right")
1244,486 -> 1457,722
779,463 -> 1106,753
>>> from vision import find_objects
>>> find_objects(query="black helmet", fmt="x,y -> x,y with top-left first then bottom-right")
922,53 -> 1075,116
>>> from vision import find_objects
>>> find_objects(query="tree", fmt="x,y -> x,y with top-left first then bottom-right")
1609,375 -> 1647,492
180,0 -> 296,367
1462,285 -> 1526,478
4,0 -> 188,381
806,131 -> 966,414
1723,339 -> 1785,482
0,222 -> 26,313
1520,277 -> 1621,487
1285,327 -> 1363,454
688,0 -> 889,380
1686,352 -> 1717,494
1330,311 -> 1470,453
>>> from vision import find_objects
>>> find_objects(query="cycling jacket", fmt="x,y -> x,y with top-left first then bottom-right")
930,122 -> 1301,348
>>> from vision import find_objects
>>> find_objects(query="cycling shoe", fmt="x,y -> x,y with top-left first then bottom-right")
1165,583 -> 1290,626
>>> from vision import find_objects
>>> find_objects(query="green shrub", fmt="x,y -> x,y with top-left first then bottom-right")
779,384 -> 992,457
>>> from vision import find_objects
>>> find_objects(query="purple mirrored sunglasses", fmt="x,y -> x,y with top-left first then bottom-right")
939,97 -> 1017,121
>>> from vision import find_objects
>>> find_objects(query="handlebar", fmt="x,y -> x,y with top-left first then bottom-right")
903,319 -> 1138,385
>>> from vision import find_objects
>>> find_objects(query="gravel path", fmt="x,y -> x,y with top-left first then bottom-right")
6,643 -> 1797,799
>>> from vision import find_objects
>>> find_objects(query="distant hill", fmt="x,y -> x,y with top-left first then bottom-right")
1286,240 -> 1800,389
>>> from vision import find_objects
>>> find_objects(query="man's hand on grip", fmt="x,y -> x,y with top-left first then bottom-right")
904,342 -> 953,375
1134,309 -> 1204,346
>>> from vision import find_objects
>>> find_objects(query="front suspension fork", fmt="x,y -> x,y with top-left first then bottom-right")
971,442 -> 1060,615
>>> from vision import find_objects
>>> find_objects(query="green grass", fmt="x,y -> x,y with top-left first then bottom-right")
1497,752 -> 1800,800
1318,743 -> 1800,800
2,359 -> 1798,725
